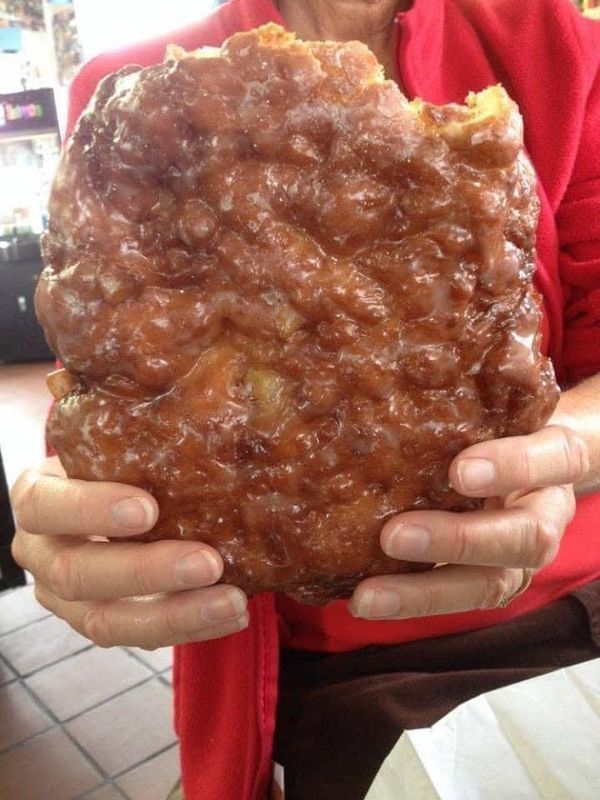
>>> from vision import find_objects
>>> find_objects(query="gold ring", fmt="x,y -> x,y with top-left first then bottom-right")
499,568 -> 534,608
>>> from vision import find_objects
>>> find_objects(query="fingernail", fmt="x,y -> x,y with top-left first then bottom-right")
111,497 -> 156,529
193,611 -> 250,639
202,588 -> 247,622
175,550 -> 222,586
457,458 -> 496,492
230,611 -> 250,631
383,524 -> 431,559
354,588 -> 400,619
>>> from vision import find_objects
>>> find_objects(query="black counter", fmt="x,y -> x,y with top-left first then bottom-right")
0,448 -> 25,590
0,242 -> 54,364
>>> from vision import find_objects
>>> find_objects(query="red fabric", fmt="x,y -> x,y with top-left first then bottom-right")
62,1 -> 600,797
172,593 -> 279,800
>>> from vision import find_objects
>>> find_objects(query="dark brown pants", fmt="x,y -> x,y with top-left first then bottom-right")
274,580 -> 600,800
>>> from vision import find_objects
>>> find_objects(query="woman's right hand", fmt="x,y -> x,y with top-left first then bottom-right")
10,456 -> 249,649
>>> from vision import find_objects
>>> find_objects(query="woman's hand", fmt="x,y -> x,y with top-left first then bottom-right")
349,422 -> 590,620
10,457 -> 248,649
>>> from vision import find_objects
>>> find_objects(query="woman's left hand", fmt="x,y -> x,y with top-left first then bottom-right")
349,421 -> 590,620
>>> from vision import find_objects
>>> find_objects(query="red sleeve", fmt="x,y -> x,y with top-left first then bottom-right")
556,19 -> 600,384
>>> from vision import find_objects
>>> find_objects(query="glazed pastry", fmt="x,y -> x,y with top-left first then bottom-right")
37,24 -> 558,603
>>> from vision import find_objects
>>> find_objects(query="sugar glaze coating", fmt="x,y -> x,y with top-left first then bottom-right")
36,25 -> 558,603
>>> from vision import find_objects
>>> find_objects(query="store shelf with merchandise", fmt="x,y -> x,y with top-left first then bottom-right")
582,0 -> 600,19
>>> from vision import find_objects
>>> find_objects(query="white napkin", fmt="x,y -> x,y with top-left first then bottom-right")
365,658 -> 600,800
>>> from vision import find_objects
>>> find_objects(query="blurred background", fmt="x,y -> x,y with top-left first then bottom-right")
582,0 -> 600,17
0,0 -> 226,368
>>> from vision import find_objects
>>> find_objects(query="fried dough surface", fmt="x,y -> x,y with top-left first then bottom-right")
37,25 -> 558,603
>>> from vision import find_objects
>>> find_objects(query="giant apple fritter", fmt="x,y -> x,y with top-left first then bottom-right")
36,24 -> 559,604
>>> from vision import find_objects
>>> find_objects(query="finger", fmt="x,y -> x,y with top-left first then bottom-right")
10,461 -> 159,538
381,484 -> 574,570
14,530 -> 224,600
34,582 -> 249,649
449,425 -> 589,498
349,564 -> 525,620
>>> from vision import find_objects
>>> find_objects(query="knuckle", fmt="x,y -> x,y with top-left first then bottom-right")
416,584 -> 439,618
82,605 -> 115,648
548,482 -> 576,518
532,516 -> 560,567
131,551 -> 156,597
556,426 -> 589,482
161,606 -> 185,644
480,571 -> 514,609
450,519 -> 472,563
517,446 -> 536,488
10,529 -> 26,568
72,485 -> 91,536
34,582 -> 54,612
46,549 -> 79,600
514,513 -> 537,561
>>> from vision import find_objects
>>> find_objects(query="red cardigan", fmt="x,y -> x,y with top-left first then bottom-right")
64,1 -> 600,797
